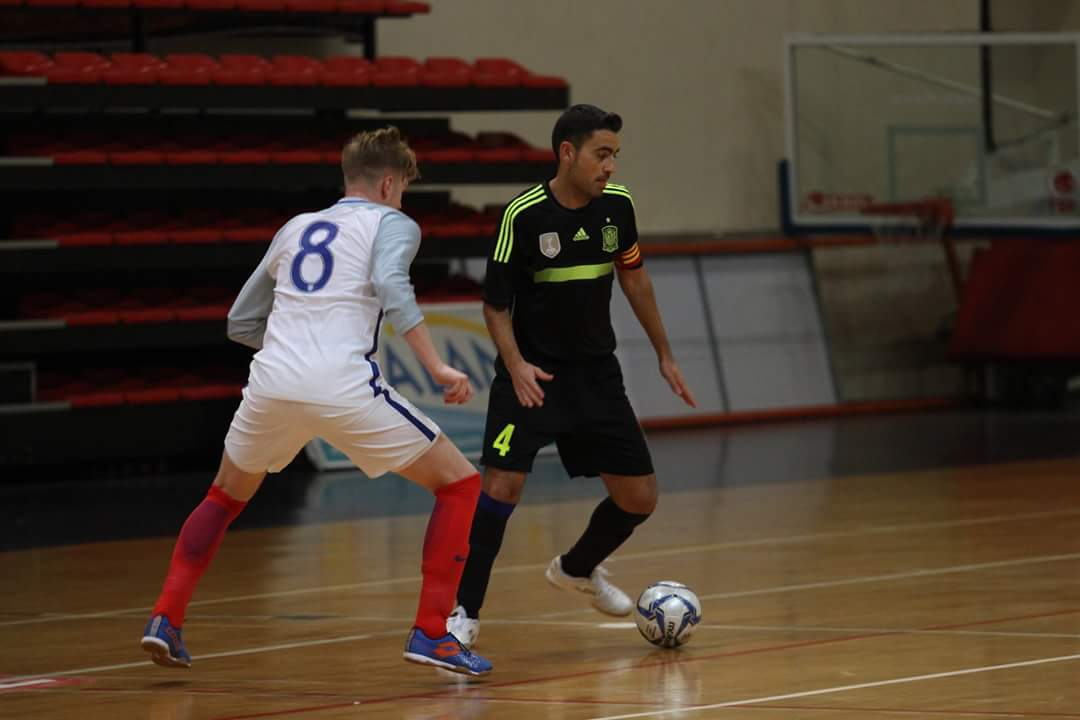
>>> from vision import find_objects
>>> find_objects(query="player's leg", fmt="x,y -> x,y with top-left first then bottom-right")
447,466 -> 526,646
561,470 -> 656,578
544,356 -> 655,616
141,391 -> 310,668
141,452 -> 263,668
448,371 -> 550,646
321,388 -> 491,675
396,433 -> 481,639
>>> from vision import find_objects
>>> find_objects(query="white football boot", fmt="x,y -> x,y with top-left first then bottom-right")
446,605 -> 480,649
544,555 -> 633,616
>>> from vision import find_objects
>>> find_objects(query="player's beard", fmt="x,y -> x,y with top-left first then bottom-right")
577,171 -> 606,199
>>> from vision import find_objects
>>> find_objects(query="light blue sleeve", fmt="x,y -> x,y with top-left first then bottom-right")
227,245 -> 275,350
372,211 -> 424,335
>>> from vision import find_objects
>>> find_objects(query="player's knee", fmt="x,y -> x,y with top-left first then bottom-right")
482,468 -> 526,505
613,475 -> 657,515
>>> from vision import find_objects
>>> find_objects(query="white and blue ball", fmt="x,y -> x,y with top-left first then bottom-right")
634,581 -> 702,648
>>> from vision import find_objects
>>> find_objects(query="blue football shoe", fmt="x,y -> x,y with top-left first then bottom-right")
141,615 -> 192,668
403,627 -> 492,676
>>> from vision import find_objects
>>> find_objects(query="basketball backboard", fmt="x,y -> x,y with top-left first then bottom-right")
784,33 -> 1080,234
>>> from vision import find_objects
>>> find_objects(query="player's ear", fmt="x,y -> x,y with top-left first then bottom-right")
560,140 -> 575,165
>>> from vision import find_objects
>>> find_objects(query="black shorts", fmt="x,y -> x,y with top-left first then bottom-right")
480,354 -> 654,478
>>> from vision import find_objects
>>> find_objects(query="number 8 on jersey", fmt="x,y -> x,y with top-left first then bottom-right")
291,221 -> 339,293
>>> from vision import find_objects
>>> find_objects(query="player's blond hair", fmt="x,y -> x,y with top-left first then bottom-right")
341,126 -> 419,185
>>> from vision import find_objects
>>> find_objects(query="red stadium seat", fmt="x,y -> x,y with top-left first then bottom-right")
384,0 -> 427,14
185,0 -> 237,9
167,213 -> 223,244
0,51 -> 51,77
322,56 -> 371,86
270,55 -> 324,86
422,57 -> 472,88
214,54 -> 271,85
472,58 -> 524,88
182,384 -> 242,400
103,53 -> 165,85
55,230 -> 113,247
159,54 -> 220,85
372,56 -> 420,87
215,134 -> 272,165
105,133 -> 166,166
525,147 -> 557,163
523,72 -> 567,88
50,52 -> 111,84
335,0 -> 384,11
474,132 -> 527,163
412,132 -> 474,163
161,138 -> 219,165
286,0 -> 336,11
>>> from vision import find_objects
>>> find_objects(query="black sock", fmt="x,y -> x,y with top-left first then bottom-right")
560,497 -> 650,578
457,491 -> 516,619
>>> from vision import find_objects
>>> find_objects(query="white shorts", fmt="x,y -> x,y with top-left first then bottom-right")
224,385 -> 441,477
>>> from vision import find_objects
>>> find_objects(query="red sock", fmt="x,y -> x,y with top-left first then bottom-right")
415,473 -> 481,638
152,485 -> 246,628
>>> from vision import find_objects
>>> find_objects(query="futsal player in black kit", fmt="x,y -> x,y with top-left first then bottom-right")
447,105 -> 697,646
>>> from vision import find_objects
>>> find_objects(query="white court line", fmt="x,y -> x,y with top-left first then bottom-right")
4,629 -> 407,684
5,507 -> 1080,629
698,552 -> 1080,601
139,615 -> 1080,641
538,551 -> 1080,619
614,507 -> 1080,564
585,652 -> 1080,720
698,623 -> 1080,640
0,678 -> 57,690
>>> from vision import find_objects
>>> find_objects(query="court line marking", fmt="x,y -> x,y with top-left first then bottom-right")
742,704 -> 1080,718
0,678 -> 57,690
697,623 -> 1080,640
15,606 -> 1078,718
584,652 -> 1080,720
536,551 -> 1080,618
3,631 -> 402,684
6,506 -> 1080,628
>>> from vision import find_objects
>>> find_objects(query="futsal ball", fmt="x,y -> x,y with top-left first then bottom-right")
634,581 -> 702,648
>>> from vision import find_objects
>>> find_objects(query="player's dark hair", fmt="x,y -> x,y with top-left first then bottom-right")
551,104 -> 623,156
341,126 -> 419,185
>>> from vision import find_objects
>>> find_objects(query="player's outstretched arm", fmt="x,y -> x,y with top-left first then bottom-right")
481,303 -> 553,408
616,266 -> 697,408
373,212 -> 472,405
401,322 -> 473,405
227,253 -> 274,349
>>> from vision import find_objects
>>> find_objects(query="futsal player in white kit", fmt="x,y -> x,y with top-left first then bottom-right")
140,127 -> 493,676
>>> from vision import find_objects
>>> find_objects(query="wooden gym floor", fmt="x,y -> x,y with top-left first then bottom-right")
2,410 -> 1079,719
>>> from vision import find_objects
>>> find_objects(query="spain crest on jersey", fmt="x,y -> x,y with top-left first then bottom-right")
539,231 -> 561,258
601,225 -> 619,253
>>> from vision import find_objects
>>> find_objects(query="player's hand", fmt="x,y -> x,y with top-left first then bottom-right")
509,359 -> 554,408
660,358 -> 697,408
432,364 -> 474,405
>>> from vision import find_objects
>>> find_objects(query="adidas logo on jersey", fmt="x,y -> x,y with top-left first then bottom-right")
573,227 -> 590,241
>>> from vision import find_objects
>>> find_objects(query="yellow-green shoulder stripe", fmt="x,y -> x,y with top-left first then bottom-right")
494,184 -> 545,263
603,183 -> 635,211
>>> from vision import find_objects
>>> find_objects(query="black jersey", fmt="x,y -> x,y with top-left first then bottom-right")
483,181 -> 643,363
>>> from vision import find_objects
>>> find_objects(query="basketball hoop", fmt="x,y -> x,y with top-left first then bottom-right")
860,197 -> 963,302
861,197 -> 954,246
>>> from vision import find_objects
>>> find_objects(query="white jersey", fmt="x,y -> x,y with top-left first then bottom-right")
228,198 -> 424,407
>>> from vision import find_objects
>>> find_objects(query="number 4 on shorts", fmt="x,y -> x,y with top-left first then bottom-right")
492,423 -> 515,457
